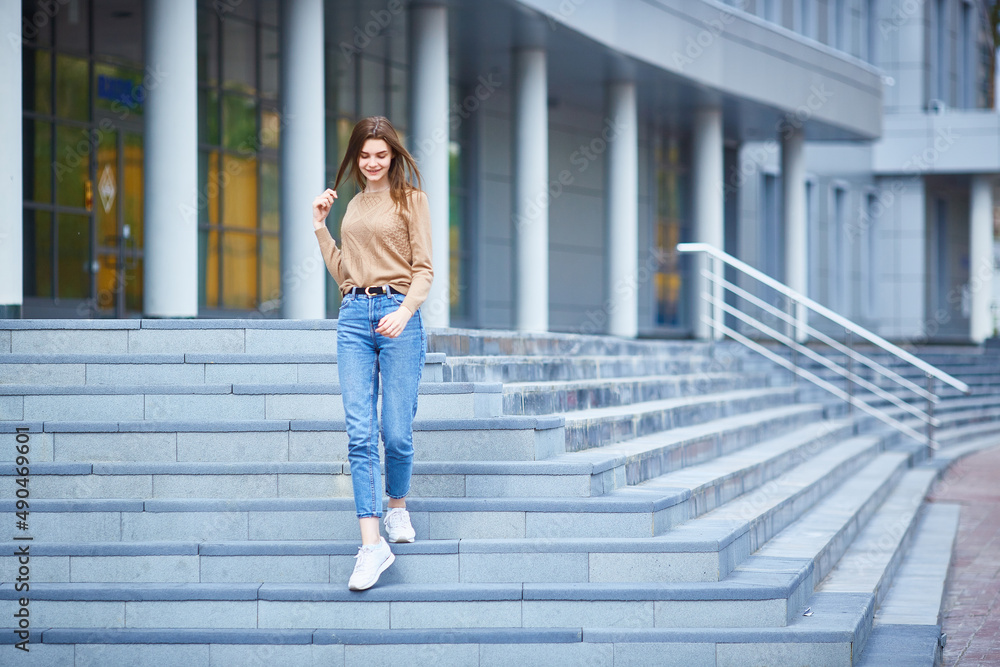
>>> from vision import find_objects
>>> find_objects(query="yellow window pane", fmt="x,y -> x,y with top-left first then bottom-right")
222,231 -> 257,310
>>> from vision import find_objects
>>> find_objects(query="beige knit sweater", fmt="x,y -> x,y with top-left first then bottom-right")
315,188 -> 434,315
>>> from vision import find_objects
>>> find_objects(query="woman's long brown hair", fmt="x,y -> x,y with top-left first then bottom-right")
332,116 -> 424,214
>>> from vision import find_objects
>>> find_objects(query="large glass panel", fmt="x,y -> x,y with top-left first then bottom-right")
93,0 -> 143,64
55,123 -> 90,209
125,257 -> 143,313
260,108 -> 280,150
23,119 -> 53,204
389,65 -> 406,127
23,210 -> 53,298
123,132 -> 143,248
654,135 -> 686,328
57,213 -> 91,300
260,159 -> 279,232
95,129 -> 117,248
222,93 -> 257,151
22,1 -> 54,47
260,27 -> 278,99
55,53 -> 89,121
54,0 -> 90,54
329,51 -> 356,117
200,88 -> 220,145
448,142 -> 464,317
222,231 -> 257,309
260,0 -> 279,26
197,8 -> 219,86
95,62 -> 144,119
24,49 -> 53,114
260,236 -> 280,309
222,155 -> 258,230
199,150 -> 221,226
200,228 -> 220,308
222,17 -> 257,93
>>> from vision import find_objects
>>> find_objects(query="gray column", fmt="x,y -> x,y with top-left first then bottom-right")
0,2 -> 22,317
513,47 -> 549,333
782,126 -> 807,341
143,0 -> 198,317
607,81 -> 638,338
692,107 -> 724,340
970,175 -> 995,343
280,0 -> 326,319
409,2 -> 450,327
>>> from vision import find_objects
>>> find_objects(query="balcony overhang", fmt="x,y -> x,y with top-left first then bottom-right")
873,111 -> 1000,175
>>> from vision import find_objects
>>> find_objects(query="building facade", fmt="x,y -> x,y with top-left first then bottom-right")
3,0 -> 996,342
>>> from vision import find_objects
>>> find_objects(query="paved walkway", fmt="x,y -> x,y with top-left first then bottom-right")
928,444 -> 1000,667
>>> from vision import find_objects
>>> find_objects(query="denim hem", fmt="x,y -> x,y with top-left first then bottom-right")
357,512 -> 382,519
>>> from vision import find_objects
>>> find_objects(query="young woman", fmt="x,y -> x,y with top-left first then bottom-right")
311,116 -> 433,591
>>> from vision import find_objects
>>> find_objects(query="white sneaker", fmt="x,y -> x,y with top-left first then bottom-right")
348,537 -> 394,591
383,507 -> 416,543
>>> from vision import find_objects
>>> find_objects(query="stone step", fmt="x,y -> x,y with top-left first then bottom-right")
444,353 -> 722,383
0,404 -> 826,500
0,353 -> 447,385
0,382 -> 503,422
562,386 -> 800,452
0,455 -> 915,639
426,328 -> 711,358
0,412 -> 848,505
0,416 -> 565,463
0,433 -> 886,548
502,372 -> 772,416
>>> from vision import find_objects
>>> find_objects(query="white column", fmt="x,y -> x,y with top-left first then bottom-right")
280,0 -> 326,319
692,107 -> 724,340
607,81 -> 638,338
143,0 -> 198,317
782,126 -> 807,341
513,48 -> 549,332
970,175 -> 995,343
0,2 -> 22,317
409,2 -> 450,328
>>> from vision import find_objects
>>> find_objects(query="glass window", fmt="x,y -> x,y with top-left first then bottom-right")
57,213 -> 91,300
55,123 -> 90,209
54,0 -> 90,55
222,17 -> 257,93
260,0 -> 279,27
23,119 -> 53,204
222,231 -> 257,309
260,27 -> 278,99
199,150 -> 221,225
22,1 -> 54,47
198,8 -> 219,86
260,236 -> 280,308
55,53 -> 90,121
123,132 -> 144,247
94,62 -> 144,118
260,108 -> 280,150
222,155 -> 258,230
260,159 -> 279,232
200,228 -> 220,307
24,49 -> 53,115
93,0 -> 143,64
200,88 -> 220,145
222,93 -> 258,152
23,210 -> 53,298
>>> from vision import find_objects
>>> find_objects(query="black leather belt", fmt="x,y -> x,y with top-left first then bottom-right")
348,285 -> 405,297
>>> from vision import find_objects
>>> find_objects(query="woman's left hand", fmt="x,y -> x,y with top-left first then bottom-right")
376,305 -> 412,338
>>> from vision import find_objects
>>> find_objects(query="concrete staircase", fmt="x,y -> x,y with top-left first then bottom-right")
0,320 -> 994,666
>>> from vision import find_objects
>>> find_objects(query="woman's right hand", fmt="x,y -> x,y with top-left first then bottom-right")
312,189 -> 338,229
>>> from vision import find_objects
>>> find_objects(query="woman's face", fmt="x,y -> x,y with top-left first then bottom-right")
359,138 -> 392,188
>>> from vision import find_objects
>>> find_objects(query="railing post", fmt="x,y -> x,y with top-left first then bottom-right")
711,255 -> 723,341
846,329 -> 855,425
926,373 -> 936,451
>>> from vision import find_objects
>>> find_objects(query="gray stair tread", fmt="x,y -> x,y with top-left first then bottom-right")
0,352 -> 446,364
562,386 -> 797,422
0,381 -> 498,395
503,371 -> 758,391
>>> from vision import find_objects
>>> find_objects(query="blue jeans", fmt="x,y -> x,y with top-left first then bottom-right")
337,291 -> 426,519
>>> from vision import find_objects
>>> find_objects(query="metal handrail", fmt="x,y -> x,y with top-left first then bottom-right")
677,242 -> 972,450
677,242 -> 970,394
